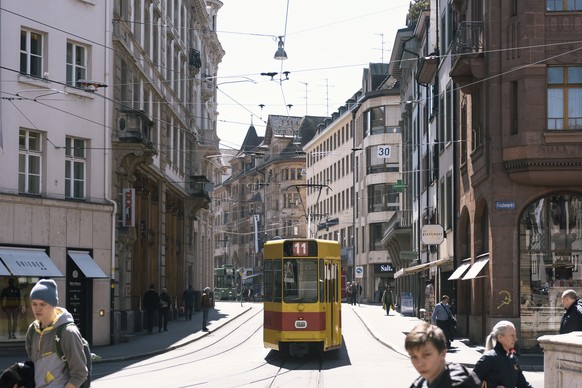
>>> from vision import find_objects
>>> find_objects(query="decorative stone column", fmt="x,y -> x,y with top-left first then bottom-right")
538,332 -> 582,388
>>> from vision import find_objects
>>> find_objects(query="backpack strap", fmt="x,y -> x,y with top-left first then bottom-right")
54,322 -> 76,360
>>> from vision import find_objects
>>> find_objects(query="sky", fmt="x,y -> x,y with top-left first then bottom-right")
214,0 -> 412,151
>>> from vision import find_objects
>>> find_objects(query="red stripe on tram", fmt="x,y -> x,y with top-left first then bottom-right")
264,311 -> 326,331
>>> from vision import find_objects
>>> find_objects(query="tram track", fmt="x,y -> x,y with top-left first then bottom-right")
93,306 -> 266,381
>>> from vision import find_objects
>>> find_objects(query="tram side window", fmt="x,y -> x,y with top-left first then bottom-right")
320,261 -> 325,302
284,259 -> 318,303
264,260 -> 273,302
274,260 -> 282,302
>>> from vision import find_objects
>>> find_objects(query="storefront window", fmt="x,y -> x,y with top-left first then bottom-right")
520,193 -> 582,349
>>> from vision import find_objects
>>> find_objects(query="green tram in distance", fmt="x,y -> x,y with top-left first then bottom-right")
214,264 -> 237,300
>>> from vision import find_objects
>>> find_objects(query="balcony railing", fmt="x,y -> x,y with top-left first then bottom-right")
451,21 -> 484,65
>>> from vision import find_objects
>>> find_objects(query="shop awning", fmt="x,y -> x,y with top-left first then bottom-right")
0,247 -> 64,277
462,255 -> 490,280
68,251 -> 108,278
0,261 -> 10,276
394,257 -> 452,279
448,261 -> 472,280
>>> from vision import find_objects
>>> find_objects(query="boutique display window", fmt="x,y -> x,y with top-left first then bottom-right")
519,193 -> 582,349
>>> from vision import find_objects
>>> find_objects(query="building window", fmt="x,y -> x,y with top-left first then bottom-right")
363,106 -> 388,137
519,193 -> 582,350
368,183 -> 399,213
19,129 -> 42,194
510,81 -> 519,134
65,137 -> 86,199
366,146 -> 399,174
369,223 -> 387,251
20,30 -> 43,77
446,172 -> 453,230
547,0 -> 582,11
547,66 -> 582,130
66,42 -> 87,86
283,193 -> 300,208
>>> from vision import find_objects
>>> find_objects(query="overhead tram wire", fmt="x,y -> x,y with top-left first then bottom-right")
4,7 -> 582,150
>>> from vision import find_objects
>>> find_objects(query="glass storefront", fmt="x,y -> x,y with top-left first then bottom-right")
519,193 -> 582,349
0,277 -> 37,342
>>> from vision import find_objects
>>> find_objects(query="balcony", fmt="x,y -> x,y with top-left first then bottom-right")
189,48 -> 201,76
188,175 -> 213,210
416,54 -> 439,85
381,210 -> 412,245
449,22 -> 484,93
201,79 -> 215,102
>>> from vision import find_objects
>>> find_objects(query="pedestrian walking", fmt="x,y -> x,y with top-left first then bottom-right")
25,279 -> 89,388
1,277 -> 21,339
382,286 -> 394,316
182,285 -> 195,321
473,320 -> 532,388
559,289 -> 582,334
158,288 -> 171,332
143,284 -> 160,333
431,295 -> 455,349
201,287 -> 213,332
405,322 -> 480,388
346,282 -> 352,303
350,282 -> 358,305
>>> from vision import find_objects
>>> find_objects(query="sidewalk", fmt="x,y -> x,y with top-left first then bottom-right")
0,301 -> 543,372
0,301 -> 253,371
349,302 -> 544,372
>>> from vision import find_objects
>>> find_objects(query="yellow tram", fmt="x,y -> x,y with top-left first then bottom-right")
263,239 -> 342,356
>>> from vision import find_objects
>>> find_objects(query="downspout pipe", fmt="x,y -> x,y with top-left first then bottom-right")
103,0 -> 117,345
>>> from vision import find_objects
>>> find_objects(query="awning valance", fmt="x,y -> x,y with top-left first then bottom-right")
0,247 -> 64,277
448,261 -> 472,280
462,255 -> 490,280
394,257 -> 452,279
68,251 -> 108,278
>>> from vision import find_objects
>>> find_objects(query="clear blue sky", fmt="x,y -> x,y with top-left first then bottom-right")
215,0 -> 412,151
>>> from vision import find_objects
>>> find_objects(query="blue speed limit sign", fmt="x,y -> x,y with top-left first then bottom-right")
355,266 -> 363,278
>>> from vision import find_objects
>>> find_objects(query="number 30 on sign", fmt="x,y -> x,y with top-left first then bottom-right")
377,146 -> 391,158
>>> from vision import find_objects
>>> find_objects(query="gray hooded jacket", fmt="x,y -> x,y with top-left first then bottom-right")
25,307 -> 88,388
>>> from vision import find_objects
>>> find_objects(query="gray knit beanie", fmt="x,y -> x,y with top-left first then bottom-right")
30,279 -> 59,306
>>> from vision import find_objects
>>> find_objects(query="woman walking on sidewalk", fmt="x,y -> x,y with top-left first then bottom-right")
473,320 -> 532,388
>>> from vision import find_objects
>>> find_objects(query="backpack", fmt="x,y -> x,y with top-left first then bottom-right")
26,322 -> 92,387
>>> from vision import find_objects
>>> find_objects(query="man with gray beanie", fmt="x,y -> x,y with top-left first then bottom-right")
25,279 -> 88,388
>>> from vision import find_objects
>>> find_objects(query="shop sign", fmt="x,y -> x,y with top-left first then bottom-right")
421,224 -> 444,245
374,263 -> 395,273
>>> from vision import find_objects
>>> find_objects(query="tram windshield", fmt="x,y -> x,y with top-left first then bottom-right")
283,259 -> 318,303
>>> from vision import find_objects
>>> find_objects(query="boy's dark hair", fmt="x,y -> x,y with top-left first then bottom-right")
404,322 -> 447,353
441,295 -> 450,302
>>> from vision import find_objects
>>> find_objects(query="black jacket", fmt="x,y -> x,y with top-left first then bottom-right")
143,289 -> 160,310
559,298 -> 582,334
410,362 -> 481,388
473,342 -> 532,388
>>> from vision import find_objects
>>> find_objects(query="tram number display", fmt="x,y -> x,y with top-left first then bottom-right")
283,240 -> 318,257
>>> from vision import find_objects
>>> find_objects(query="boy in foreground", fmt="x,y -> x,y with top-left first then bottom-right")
405,322 -> 480,388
